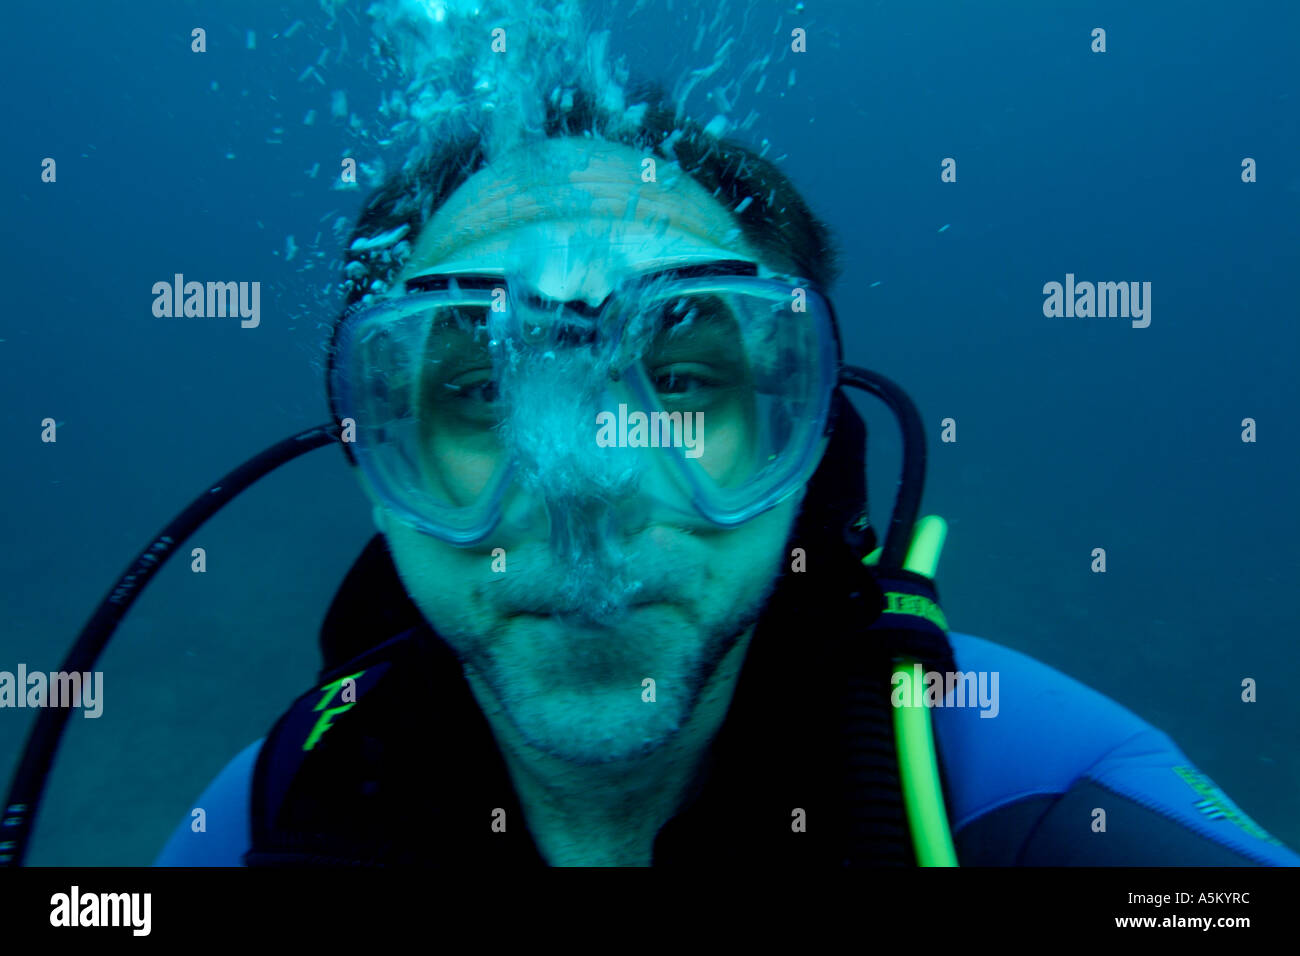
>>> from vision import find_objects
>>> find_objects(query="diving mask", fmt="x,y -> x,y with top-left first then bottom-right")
327,259 -> 841,545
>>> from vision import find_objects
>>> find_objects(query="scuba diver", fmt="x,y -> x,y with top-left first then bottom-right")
5,83 -> 1295,868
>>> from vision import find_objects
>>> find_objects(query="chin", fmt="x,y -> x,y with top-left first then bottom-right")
505,685 -> 691,766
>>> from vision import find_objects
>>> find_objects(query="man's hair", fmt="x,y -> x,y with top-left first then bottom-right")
326,77 -> 872,564
337,79 -> 841,310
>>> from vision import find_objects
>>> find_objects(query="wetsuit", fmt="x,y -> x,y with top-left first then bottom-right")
154,626 -> 1298,867
153,396 -> 1298,868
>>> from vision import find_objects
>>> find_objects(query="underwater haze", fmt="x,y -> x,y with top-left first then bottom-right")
1,0 -> 1297,864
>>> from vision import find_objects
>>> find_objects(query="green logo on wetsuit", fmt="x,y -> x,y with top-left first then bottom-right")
1173,765 -> 1282,845
303,670 -> 366,752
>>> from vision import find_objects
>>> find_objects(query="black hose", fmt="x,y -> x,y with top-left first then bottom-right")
1,424 -> 341,867
3,371 -> 926,866
838,366 -> 928,570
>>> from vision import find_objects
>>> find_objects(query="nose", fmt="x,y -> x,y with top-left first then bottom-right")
498,343 -> 647,556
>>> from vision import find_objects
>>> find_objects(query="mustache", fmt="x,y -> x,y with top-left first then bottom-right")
484,545 -> 677,621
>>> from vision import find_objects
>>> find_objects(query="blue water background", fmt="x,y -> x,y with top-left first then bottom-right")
1,0 -> 1296,863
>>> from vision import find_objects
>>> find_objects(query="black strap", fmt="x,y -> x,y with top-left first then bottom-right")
865,568 -> 958,675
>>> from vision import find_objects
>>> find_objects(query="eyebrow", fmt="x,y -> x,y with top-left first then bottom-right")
403,259 -> 759,294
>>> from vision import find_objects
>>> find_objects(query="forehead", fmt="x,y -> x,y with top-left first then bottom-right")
399,138 -> 771,304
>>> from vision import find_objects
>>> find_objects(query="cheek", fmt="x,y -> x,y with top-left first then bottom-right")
651,496 -> 797,605
693,394 -> 760,489
725,500 -> 798,583
383,521 -> 493,642
696,420 -> 744,486
419,429 -> 504,508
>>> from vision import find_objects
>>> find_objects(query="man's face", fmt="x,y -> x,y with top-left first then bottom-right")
366,137 -> 805,765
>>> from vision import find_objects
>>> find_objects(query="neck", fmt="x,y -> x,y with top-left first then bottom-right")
463,625 -> 755,866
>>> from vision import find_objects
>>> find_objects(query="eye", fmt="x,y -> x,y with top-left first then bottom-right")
455,382 -> 498,401
651,364 -> 719,401
445,371 -> 497,399
439,370 -> 501,422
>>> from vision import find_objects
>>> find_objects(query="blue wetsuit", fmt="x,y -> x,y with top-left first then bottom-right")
155,631 -> 1298,866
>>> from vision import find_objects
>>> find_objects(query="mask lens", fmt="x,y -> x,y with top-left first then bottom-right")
335,273 -> 835,541
624,279 -> 830,520
416,303 -> 509,506
642,292 -> 759,489
339,294 -> 511,540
